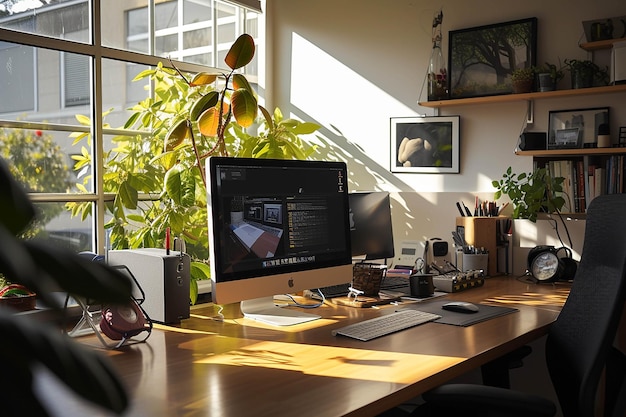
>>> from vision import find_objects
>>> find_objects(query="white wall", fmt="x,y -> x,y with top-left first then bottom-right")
264,0 -> 626,273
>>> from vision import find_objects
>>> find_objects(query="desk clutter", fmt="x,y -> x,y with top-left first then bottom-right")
432,270 -> 485,293
454,216 -> 513,276
309,261 -> 486,307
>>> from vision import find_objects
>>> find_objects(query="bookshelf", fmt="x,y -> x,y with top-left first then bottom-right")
530,151 -> 626,216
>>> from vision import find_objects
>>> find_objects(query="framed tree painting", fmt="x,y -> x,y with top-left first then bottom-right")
390,116 -> 460,174
448,17 -> 537,99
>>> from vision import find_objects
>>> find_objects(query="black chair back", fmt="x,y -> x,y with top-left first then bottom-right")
546,193 -> 626,417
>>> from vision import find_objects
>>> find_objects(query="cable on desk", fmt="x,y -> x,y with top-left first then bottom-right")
283,290 -> 325,309
210,304 -> 225,321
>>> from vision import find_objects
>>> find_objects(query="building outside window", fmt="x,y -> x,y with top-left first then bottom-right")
0,0 -> 261,253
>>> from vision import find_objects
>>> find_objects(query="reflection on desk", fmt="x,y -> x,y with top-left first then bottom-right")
49,276 -> 568,417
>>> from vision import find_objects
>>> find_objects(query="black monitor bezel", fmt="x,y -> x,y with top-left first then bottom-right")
207,156 -> 353,285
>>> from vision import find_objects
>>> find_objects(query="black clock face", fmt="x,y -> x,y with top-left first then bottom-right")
531,251 -> 559,281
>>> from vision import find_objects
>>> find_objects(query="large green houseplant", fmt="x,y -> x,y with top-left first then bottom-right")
68,34 -> 320,304
0,158 -> 132,416
492,166 -> 566,222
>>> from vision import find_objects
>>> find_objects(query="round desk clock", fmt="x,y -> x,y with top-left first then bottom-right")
527,245 -> 578,282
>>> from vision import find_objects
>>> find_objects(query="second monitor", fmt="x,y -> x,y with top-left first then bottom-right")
349,191 -> 395,262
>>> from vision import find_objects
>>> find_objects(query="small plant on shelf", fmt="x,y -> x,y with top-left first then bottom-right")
492,166 -> 566,222
535,61 -> 565,91
563,59 -> 609,89
511,67 -> 535,93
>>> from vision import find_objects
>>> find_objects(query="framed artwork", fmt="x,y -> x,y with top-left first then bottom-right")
582,16 -> 626,42
390,116 -> 460,174
448,17 -> 537,99
548,107 -> 610,149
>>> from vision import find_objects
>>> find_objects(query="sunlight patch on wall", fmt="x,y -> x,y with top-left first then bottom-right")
289,32 -> 412,163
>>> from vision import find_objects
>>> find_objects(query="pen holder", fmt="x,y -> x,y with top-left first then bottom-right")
461,253 -> 488,272
351,263 -> 385,296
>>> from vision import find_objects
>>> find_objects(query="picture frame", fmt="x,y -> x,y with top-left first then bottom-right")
548,107 -> 610,149
582,16 -> 626,42
390,116 -> 460,174
448,17 -> 537,99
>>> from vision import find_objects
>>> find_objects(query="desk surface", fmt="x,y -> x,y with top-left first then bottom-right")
67,276 -> 569,417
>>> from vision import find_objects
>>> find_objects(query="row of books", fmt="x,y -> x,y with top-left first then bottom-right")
543,155 -> 626,214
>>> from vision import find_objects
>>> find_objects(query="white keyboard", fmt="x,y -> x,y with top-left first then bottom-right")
332,309 -> 442,341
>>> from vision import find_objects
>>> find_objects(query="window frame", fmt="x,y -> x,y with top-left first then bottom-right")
0,0 -> 261,253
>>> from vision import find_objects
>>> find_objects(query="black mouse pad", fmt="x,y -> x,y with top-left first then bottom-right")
401,299 -> 518,327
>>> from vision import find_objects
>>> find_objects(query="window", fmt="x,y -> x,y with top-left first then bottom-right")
0,0 -> 261,253
0,42 -> 35,113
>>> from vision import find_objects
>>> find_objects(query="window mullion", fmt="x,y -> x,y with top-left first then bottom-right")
91,0 -> 106,253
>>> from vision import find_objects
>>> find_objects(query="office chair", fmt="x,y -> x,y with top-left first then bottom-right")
413,193 -> 626,417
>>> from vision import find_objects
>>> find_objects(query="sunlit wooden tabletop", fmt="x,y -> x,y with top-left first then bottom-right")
51,276 -> 569,417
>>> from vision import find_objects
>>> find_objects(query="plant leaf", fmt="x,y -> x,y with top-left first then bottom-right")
259,105 -> 274,131
189,72 -> 218,87
189,91 -> 219,121
232,74 -> 257,99
288,121 -> 321,135
164,119 -> 190,151
198,108 -> 220,137
231,89 -> 257,127
118,180 -> 138,210
224,34 -> 255,70
164,166 -> 183,205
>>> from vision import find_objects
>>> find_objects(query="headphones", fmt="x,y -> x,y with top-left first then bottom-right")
100,300 -> 151,341
527,245 -> 578,283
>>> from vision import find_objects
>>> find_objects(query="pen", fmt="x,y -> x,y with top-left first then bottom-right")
456,202 -> 465,216
461,201 -> 472,216
166,227 -> 171,255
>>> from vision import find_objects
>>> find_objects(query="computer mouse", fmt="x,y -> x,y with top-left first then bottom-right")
442,301 -> 479,314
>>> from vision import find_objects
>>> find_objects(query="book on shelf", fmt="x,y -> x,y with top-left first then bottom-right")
542,154 -> 626,214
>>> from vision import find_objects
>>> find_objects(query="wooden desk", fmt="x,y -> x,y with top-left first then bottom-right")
64,276 -> 569,417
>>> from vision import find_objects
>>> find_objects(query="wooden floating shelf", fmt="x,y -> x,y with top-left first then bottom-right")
516,147 -> 626,157
418,84 -> 626,108
579,37 -> 626,51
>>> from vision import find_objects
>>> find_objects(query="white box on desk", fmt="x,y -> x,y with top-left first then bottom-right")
108,248 -> 190,324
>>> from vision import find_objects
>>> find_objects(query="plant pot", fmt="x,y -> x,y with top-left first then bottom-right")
570,69 -> 593,89
537,73 -> 555,92
512,79 -> 533,94
0,294 -> 37,312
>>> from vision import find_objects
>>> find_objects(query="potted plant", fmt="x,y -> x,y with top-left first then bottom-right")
0,274 -> 37,311
68,34 -> 321,304
0,158 -> 132,416
563,58 -> 609,89
535,61 -> 564,92
510,67 -> 535,93
492,166 -> 566,222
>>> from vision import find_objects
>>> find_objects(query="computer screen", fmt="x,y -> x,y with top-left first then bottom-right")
349,192 -> 395,261
206,157 -> 353,325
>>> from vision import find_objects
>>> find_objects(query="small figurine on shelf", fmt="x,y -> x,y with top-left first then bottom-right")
428,9 -> 448,101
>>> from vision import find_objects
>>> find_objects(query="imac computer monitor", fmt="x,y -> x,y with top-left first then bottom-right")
206,157 -> 353,325
349,192 -> 395,261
